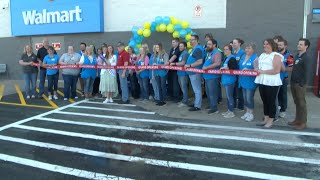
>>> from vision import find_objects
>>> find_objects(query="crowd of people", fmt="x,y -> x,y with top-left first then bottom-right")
19,34 -> 311,130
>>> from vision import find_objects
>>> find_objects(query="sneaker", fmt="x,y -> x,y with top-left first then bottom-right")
189,107 -> 201,111
26,95 -> 30,99
245,113 -> 254,122
279,112 -> 286,118
31,95 -> 36,99
222,110 -> 231,116
53,95 -> 58,100
63,98 -> 68,101
178,103 -> 187,108
109,98 -> 113,103
103,98 -> 109,104
156,101 -> 166,106
48,95 -> 53,100
236,108 -> 245,112
273,118 -> 279,122
208,109 -> 219,114
74,96 -> 79,99
224,111 -> 235,118
241,112 -> 249,120
149,95 -> 154,100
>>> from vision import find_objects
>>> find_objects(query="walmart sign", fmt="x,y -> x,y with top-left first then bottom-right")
10,0 -> 104,36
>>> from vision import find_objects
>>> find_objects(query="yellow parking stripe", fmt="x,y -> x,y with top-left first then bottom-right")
0,102 -> 54,109
14,84 -> 26,105
57,90 -> 75,103
36,89 -> 59,109
0,84 -> 4,101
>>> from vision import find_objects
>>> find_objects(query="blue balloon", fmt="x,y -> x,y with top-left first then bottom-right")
131,26 -> 139,33
186,28 -> 192,33
133,33 -> 140,40
155,16 -> 163,24
136,38 -> 142,44
174,24 -> 182,31
134,47 -> 139,53
151,21 -> 157,27
163,16 -> 170,25
151,26 -> 156,32
180,29 -> 187,38
128,41 -> 136,47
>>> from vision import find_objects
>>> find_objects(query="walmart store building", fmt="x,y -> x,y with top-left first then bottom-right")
0,0 -> 320,87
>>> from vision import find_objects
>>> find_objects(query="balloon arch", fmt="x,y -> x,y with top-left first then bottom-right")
127,16 -> 194,52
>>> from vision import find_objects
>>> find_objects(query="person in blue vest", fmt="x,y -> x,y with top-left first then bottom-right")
170,42 -> 189,107
153,43 -> 169,106
79,45 -> 97,100
277,38 -> 294,118
202,39 -> 222,114
77,42 -> 87,97
221,44 -> 238,118
42,46 -> 59,101
239,43 -> 258,122
184,34 -> 205,111
136,47 -> 150,102
232,38 -> 245,111
149,45 -> 160,102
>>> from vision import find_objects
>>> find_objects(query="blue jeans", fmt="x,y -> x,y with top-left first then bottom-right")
205,78 -> 219,111
151,78 -> 159,101
63,74 -> 78,99
224,83 -> 235,112
189,74 -> 202,108
47,73 -> 59,95
242,88 -> 256,110
118,70 -> 129,102
138,76 -> 149,100
83,77 -> 94,94
234,80 -> 244,109
178,76 -> 189,104
23,72 -> 37,96
155,75 -> 167,102
39,69 -> 47,96
278,78 -> 288,112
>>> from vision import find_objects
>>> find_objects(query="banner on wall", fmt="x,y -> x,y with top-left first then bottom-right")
10,0 -> 104,36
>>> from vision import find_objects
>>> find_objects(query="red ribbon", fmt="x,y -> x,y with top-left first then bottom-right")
32,63 -> 259,76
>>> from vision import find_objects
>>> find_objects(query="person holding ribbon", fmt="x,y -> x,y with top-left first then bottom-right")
42,46 -> 60,100
202,39 -> 222,114
149,45 -> 160,102
79,45 -> 97,100
59,46 -> 81,100
99,45 -> 118,103
136,47 -> 150,102
238,43 -> 258,121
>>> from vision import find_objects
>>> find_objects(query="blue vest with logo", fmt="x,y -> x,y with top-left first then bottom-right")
280,52 -> 290,80
202,49 -> 221,80
177,51 -> 189,76
233,48 -> 245,62
186,45 -> 205,75
149,54 -> 155,78
239,54 -> 257,90
81,55 -> 97,79
137,57 -> 149,79
155,54 -> 167,77
221,55 -> 237,85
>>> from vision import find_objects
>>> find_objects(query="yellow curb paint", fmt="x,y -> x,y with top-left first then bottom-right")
14,84 -> 26,105
0,84 -> 5,101
0,102 -> 54,109
57,90 -> 75,103
36,89 -> 59,109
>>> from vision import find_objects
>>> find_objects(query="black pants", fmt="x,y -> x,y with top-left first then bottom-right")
278,78 -> 288,112
129,73 -> 140,99
233,79 -> 244,109
92,77 -> 100,96
259,85 -> 280,118
167,70 -> 180,100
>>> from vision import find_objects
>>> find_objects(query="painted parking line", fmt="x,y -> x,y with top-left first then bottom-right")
36,89 -> 59,109
14,84 -> 26,105
54,111 -> 320,137
25,118 -> 320,165
0,153 -> 132,180
0,136 -> 309,180
71,105 -> 155,115
57,90 -> 75,103
0,84 -> 4,101
0,101 -> 54,109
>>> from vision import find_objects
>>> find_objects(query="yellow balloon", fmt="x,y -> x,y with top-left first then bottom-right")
144,22 -> 151,29
171,17 -> 178,25
181,21 -> 189,29
143,29 -> 151,37
159,24 -> 167,32
185,34 -> 191,41
187,41 -> 192,48
188,49 -> 192,53
136,44 -> 141,49
173,31 -> 180,38
156,25 -> 160,32
167,24 -> 174,33
125,46 -> 129,52
137,29 -> 143,35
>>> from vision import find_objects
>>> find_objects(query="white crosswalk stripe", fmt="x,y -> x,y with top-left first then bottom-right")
0,100 -> 319,179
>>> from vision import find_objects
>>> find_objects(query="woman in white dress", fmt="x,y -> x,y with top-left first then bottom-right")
99,45 -> 118,103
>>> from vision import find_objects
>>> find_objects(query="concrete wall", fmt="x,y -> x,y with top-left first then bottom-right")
0,0 -> 308,83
